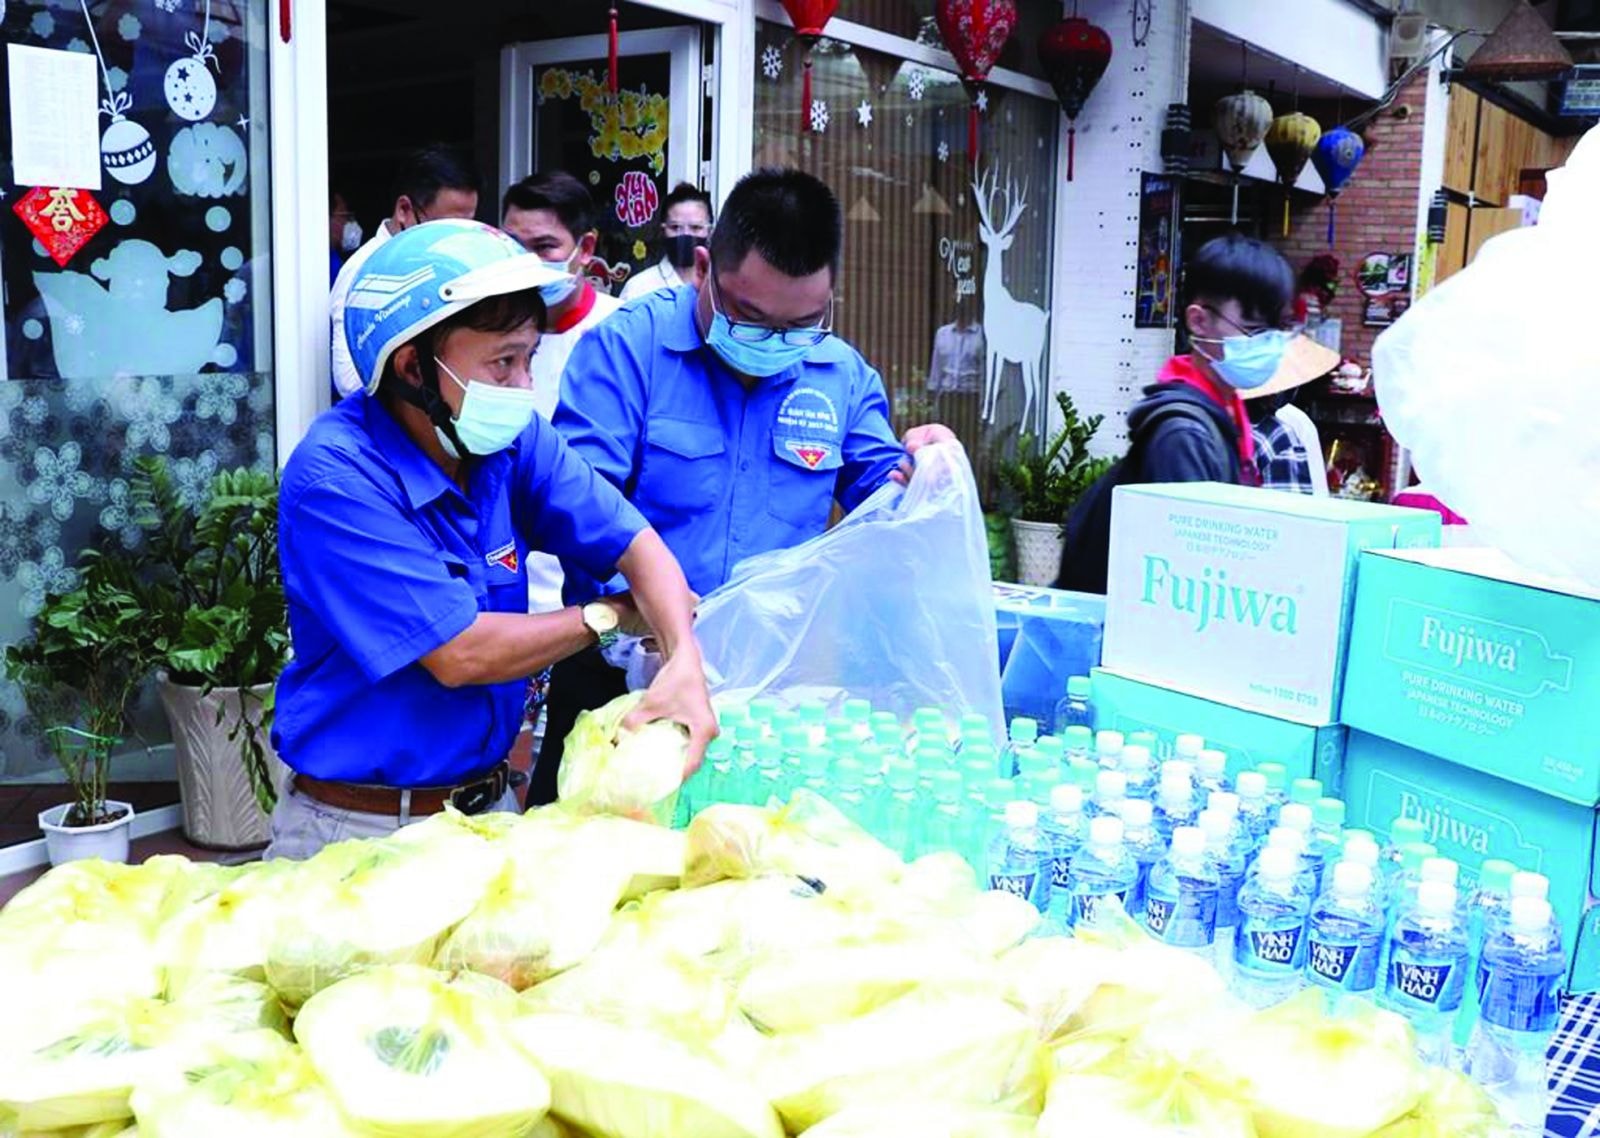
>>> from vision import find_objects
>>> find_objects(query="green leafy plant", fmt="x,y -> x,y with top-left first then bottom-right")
130,457 -> 287,813
996,391 -> 1118,524
3,551 -> 153,826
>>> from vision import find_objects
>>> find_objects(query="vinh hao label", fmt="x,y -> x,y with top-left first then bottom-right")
1139,556 -> 1299,636
1145,894 -> 1217,943
1384,599 -> 1572,699
989,872 -> 1037,900
1076,890 -> 1126,926
1241,925 -> 1304,969
1391,960 -> 1456,1007
1309,939 -> 1377,990
1049,855 -> 1073,891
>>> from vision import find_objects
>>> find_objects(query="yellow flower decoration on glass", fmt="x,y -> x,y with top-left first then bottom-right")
541,68 -> 669,176
632,239 -> 648,261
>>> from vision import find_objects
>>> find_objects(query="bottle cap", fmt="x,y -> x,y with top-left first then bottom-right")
1333,860 -> 1373,896
1198,811 -> 1232,845
871,710 -> 901,732
1068,760 -> 1100,793
1128,730 -> 1159,751
1511,871 -> 1550,901
755,739 -> 783,768
1258,847 -> 1298,881
1267,827 -> 1305,855
748,698 -> 779,722
1159,773 -> 1192,805
826,719 -> 856,742
1417,880 -> 1457,918
1343,828 -> 1376,851
1510,896 -> 1553,933
984,777 -> 1017,809
1171,826 -> 1206,858
1119,798 -> 1153,828
1121,744 -> 1152,772
1016,749 -> 1052,778
1162,760 -> 1195,785
1290,778 -> 1323,807
735,723 -> 764,745
706,736 -> 734,762
959,712 -> 991,735
1236,771 -> 1267,800
1398,842 -> 1437,875
1034,736 -> 1066,760
1009,717 -> 1040,745
1175,733 -> 1205,758
797,702 -> 827,725
832,757 -> 865,786
1421,857 -> 1459,887
873,723 -> 904,748
856,742 -> 885,773
1050,784 -> 1085,814
843,698 -> 872,722
917,741 -> 957,768
1313,798 -> 1346,830
1020,772 -> 1059,805
885,759 -> 917,791
1064,725 -> 1093,750
771,709 -> 800,734
962,743 -> 997,767
801,748 -> 832,778
1279,803 -> 1313,834
1067,675 -> 1092,700
1208,790 -> 1240,817
1005,800 -> 1039,829
1341,840 -> 1380,870
914,706 -> 944,726
1256,762 -> 1288,791
1390,817 -> 1427,846
931,769 -> 963,803
779,727 -> 811,752
1095,730 -> 1125,756
1479,859 -> 1518,895
1197,748 -> 1228,778
1090,815 -> 1125,846
1095,770 -> 1127,800
718,705 -> 751,729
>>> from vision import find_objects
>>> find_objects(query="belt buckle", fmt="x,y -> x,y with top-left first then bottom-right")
448,766 -> 504,816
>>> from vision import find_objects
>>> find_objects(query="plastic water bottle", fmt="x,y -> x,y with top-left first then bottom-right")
799,747 -> 832,798
718,704 -> 750,736
1119,798 -> 1168,916
797,701 -> 827,747
1144,826 -> 1220,953
1382,880 -> 1470,1065
1000,718 -> 1040,778
1094,730 -> 1125,771
872,720 -> 904,754
957,711 -> 991,745
1067,815 -> 1140,930
1421,857 -> 1464,917
770,708 -> 800,741
1310,798 -> 1346,892
1235,771 -> 1274,845
978,777 -> 1017,873
747,697 -> 779,732
703,736 -> 737,808
1470,859 -> 1519,955
911,707 -> 950,755
1256,762 -> 1289,810
1153,772 -> 1199,843
1053,675 -> 1095,736
842,698 -> 873,738
1200,808 -> 1248,977
1466,897 -> 1564,1133
1306,861 -> 1385,1014
1511,871 -> 1550,905
1062,725 -> 1094,770
923,770 -> 968,858
1342,830 -> 1381,873
1174,733 -> 1205,766
1278,803 -> 1320,884
1040,784 -> 1085,932
1034,735 -> 1066,774
987,801 -> 1051,913
1233,846 -> 1312,1009
1089,770 -> 1127,820
1128,729 -> 1160,755
731,722 -> 765,804
1196,749 -> 1231,798
751,739 -> 786,807
1161,759 -> 1195,787
1207,789 -> 1240,821
1253,827 -> 1318,898
1389,842 -> 1439,920
879,759 -> 919,859
962,743 -> 999,782
1288,777 -> 1323,811
1380,817 -> 1430,893
1120,745 -> 1157,801
832,757 -> 870,829
1018,770 -> 1059,812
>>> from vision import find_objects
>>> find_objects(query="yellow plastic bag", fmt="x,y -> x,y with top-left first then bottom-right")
264,830 -> 501,1007
519,947 -> 735,1046
557,691 -> 688,824
1057,907 -> 1228,1042
155,860 -> 299,992
798,1105 -> 1038,1138
512,1012 -> 783,1138
128,1029 -> 358,1138
683,791 -> 904,891
0,856 -> 201,936
1370,1066 -> 1511,1138
756,990 -> 1048,1133
602,876 -> 834,963
998,936 -> 1108,1044
1038,1061 -> 1256,1138
294,965 -> 550,1138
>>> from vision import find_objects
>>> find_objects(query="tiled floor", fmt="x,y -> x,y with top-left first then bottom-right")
0,781 -> 181,847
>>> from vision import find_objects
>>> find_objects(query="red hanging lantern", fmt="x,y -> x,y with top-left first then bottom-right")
1037,15 -> 1112,181
936,0 -> 1019,166
779,0 -> 841,133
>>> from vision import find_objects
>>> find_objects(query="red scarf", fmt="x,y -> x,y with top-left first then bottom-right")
1157,354 -> 1257,476
549,280 -> 598,334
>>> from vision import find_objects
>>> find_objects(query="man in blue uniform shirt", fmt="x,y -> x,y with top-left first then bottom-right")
538,168 -> 954,802
269,219 -> 715,858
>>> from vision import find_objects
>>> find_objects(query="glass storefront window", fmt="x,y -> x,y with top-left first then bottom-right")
0,0 -> 275,786
835,0 -> 1054,83
754,19 -> 1059,495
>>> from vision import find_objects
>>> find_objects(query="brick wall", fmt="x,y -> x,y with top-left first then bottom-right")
1271,69 -> 1430,368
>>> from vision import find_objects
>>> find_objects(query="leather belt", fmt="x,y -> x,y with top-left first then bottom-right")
292,761 -> 511,819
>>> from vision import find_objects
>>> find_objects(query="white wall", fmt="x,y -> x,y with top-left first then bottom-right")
1191,0 -> 1388,100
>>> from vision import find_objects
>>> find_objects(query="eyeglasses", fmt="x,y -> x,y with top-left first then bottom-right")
709,268 -> 834,347
1202,304 -> 1289,338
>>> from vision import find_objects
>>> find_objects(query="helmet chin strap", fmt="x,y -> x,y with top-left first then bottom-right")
392,349 -> 470,459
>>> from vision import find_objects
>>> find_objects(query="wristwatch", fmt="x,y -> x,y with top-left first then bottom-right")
581,601 -> 621,650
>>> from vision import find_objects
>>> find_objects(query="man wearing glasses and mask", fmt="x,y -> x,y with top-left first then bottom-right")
619,182 -> 714,301
536,168 -> 954,804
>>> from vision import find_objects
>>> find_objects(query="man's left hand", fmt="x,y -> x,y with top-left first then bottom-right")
892,423 -> 961,485
623,644 -> 717,776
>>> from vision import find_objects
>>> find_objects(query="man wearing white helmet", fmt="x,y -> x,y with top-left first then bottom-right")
268,219 -> 714,859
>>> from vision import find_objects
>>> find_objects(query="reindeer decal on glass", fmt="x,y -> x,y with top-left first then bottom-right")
972,164 -> 1050,437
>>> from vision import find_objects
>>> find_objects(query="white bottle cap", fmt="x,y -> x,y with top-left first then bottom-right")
1208,790 -> 1240,818
1333,860 -> 1374,896
1090,815 -> 1125,847
1171,826 -> 1207,858
1417,880 -> 1458,917
1341,841 -> 1380,870
1050,784 -> 1084,815
1175,733 -> 1205,758
1005,800 -> 1039,829
1278,803 -> 1313,834
1421,857 -> 1459,888
1510,896 -> 1553,933
1119,798 -> 1154,828
1197,809 -> 1231,841
1257,847 -> 1298,881
1236,771 -> 1267,800
1197,749 -> 1228,778
1158,773 -> 1192,805
1511,871 -> 1550,901
1095,730 -> 1125,755
1267,827 -> 1306,855
1122,744 -> 1152,772
1095,770 -> 1127,799
1162,760 -> 1195,785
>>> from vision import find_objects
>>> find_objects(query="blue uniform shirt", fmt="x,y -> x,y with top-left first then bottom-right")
554,286 -> 905,602
274,392 -> 646,787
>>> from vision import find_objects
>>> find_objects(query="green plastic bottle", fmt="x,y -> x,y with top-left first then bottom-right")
1018,769 -> 1059,811
1289,778 -> 1323,808
962,742 -> 1000,779
731,722 -> 764,806
748,698 -> 779,730
857,742 -> 888,837
718,705 -> 750,735
1257,761 -> 1290,808
770,708 -> 801,740
751,739 -> 786,808
702,736 -> 737,811
976,777 -> 1018,877
881,759 -> 921,859
778,727 -> 810,799
923,770 -> 968,857
916,743 -> 957,799
913,707 -> 950,754
832,757 -> 870,829
799,747 -> 833,799
843,699 -> 874,739
797,702 -> 828,746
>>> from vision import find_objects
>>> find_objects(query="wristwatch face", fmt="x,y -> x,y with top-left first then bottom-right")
584,603 -> 619,636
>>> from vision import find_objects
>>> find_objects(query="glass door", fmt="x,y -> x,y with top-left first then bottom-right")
501,26 -> 704,296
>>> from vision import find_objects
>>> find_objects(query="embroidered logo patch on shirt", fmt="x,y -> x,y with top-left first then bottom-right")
486,542 -> 519,574
784,440 -> 834,470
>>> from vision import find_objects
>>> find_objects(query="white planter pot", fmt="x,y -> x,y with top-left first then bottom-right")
38,801 -> 135,866
1012,519 -> 1066,587
160,679 -> 286,851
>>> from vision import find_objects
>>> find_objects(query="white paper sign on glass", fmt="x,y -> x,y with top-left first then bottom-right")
7,45 -> 103,191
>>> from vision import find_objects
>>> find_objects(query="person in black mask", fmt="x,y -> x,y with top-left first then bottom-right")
619,182 -> 713,301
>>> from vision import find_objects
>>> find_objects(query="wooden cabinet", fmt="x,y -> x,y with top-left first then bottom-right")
1438,202 -> 1470,282
1466,206 -> 1524,262
1443,88 -> 1479,195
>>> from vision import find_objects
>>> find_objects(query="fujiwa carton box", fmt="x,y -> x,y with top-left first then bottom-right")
1101,483 -> 1440,726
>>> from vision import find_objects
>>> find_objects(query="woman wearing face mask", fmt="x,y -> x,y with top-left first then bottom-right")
267,219 -> 715,861
329,191 -> 361,286
619,183 -> 715,302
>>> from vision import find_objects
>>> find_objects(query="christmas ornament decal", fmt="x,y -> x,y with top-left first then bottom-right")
79,0 -> 155,186
165,0 -> 221,121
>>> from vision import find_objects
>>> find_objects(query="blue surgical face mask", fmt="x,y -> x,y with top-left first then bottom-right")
1194,329 -> 1293,390
703,275 -> 827,378
538,248 -> 581,306
433,357 -> 537,457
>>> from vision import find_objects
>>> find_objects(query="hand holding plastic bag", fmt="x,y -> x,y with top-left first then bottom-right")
694,442 -> 1003,731
557,691 -> 689,825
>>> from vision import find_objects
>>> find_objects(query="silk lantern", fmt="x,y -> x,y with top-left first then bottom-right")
1312,126 -> 1367,245
1038,15 -> 1112,181
1214,90 -> 1273,224
779,0 -> 840,132
936,0 -> 1019,166
1265,112 -> 1321,236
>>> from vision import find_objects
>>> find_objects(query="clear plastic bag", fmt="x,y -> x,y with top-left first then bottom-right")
694,442 -> 1003,731
1373,125 -> 1600,586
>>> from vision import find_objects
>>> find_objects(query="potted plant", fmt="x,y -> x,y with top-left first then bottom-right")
131,458 -> 289,851
4,550 -> 153,865
996,391 -> 1117,586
